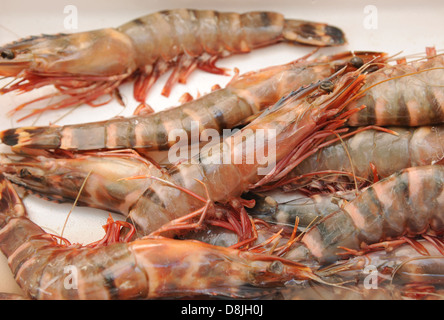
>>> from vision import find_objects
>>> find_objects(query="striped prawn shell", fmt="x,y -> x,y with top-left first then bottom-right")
118,9 -> 345,66
290,125 -> 444,183
302,165 -> 444,264
346,54 -> 444,126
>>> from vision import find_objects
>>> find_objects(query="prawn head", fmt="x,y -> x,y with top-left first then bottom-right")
0,29 -> 137,120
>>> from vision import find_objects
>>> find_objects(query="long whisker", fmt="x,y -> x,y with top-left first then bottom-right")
60,170 -> 93,239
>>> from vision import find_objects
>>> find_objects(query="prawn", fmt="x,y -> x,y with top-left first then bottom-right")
1,150 -> 164,215
281,281 -> 444,300
0,174 -> 321,300
345,48 -> 444,126
186,215 -> 444,300
276,125 -> 444,192
0,51 -> 384,151
245,190 -> 354,228
1,150 -> 260,241
241,123 -> 444,236
0,9 -> 346,120
297,165 -> 444,264
1,68 -> 369,238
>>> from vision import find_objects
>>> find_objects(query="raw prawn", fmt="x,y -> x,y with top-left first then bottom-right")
345,48 -> 444,126
187,207 -> 444,300
0,173 -> 321,300
278,125 -> 444,191
0,9 -> 346,120
185,201 -> 444,299
296,165 -> 444,264
0,51 -> 384,151
1,150 -> 164,215
1,68 -> 368,238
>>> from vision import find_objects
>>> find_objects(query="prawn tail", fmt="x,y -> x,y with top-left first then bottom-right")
0,126 -> 63,149
283,19 -> 347,46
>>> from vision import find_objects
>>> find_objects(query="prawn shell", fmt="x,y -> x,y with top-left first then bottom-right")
303,165 -> 444,264
346,55 -> 444,126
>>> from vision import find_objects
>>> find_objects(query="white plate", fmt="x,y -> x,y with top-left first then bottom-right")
0,0 -> 443,298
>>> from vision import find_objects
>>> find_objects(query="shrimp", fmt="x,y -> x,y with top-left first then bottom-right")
313,238 -> 444,299
1,150 -> 258,241
345,48 -> 444,126
187,220 -> 444,300
187,211 -> 444,299
0,9 -> 346,120
278,125 -> 444,192
0,174 -> 322,300
201,122 -> 444,229
0,51 -> 384,151
245,190 -> 354,228
1,150 -> 164,215
1,68 -> 368,238
297,165 -> 444,264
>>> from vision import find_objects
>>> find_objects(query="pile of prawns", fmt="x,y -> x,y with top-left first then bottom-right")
0,9 -> 444,300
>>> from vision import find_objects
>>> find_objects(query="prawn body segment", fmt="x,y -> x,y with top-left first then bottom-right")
118,10 -> 345,66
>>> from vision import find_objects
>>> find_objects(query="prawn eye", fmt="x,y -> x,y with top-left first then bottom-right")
350,56 -> 364,69
19,168 -> 32,178
268,261 -> 283,274
1,49 -> 15,60
320,80 -> 334,93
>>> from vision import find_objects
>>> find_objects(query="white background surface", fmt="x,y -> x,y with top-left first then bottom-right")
0,0 -> 443,297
